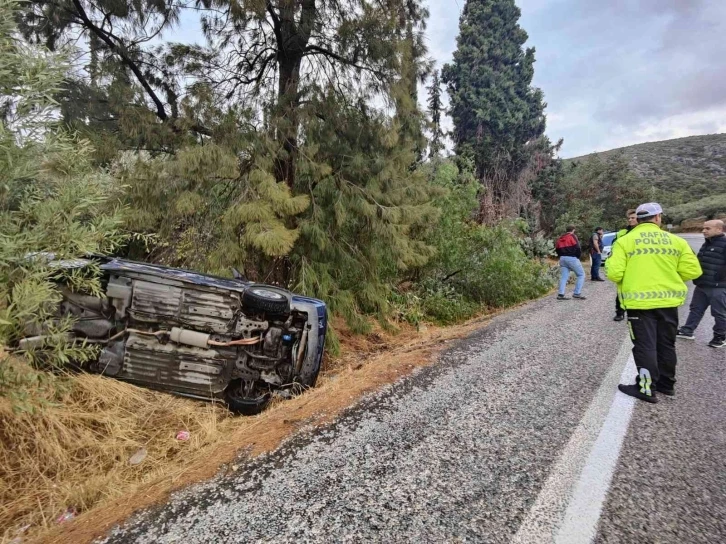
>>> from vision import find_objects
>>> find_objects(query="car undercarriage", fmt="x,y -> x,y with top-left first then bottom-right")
19,257 -> 327,414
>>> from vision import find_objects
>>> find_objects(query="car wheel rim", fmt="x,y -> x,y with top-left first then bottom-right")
250,288 -> 285,300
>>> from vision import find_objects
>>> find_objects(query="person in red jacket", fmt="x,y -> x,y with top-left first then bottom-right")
555,225 -> 586,300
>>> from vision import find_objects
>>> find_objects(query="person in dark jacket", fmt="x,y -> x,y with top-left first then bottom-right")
590,227 -> 605,281
555,225 -> 586,300
677,220 -> 726,348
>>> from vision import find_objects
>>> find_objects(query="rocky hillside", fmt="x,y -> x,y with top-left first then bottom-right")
568,133 -> 726,206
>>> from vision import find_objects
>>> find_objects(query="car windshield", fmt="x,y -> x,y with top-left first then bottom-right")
602,232 -> 617,246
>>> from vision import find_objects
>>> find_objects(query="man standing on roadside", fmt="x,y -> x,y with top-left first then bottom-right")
613,209 -> 639,321
555,225 -> 586,301
606,203 -> 702,403
677,219 -> 726,348
590,227 -> 606,281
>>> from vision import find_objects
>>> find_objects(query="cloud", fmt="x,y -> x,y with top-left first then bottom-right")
422,0 -> 726,158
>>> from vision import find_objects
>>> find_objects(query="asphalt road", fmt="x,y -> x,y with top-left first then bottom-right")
99,234 -> 725,544
595,233 -> 726,543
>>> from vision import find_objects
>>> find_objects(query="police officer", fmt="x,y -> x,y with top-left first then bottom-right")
606,203 -> 702,402
613,209 -> 638,321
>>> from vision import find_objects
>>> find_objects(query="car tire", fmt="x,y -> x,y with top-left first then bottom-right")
241,285 -> 290,315
224,380 -> 271,415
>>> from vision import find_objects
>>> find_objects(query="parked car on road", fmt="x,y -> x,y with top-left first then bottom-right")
18,256 -> 327,414
600,231 -> 618,265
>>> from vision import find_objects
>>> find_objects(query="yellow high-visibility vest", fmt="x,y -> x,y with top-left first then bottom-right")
606,222 -> 702,309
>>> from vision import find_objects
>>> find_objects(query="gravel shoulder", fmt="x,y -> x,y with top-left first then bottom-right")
98,280 -> 627,544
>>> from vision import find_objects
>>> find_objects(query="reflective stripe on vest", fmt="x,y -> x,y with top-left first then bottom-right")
627,248 -> 682,257
621,290 -> 688,300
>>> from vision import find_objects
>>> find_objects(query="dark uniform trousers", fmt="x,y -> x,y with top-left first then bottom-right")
627,307 -> 679,390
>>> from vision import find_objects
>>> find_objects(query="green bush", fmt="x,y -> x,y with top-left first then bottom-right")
0,0 -> 128,403
518,230 -> 556,260
664,194 -> 726,225
456,224 -> 554,307
400,159 -> 555,324
422,291 -> 480,325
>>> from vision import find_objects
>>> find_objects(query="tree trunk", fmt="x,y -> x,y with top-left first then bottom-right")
275,56 -> 302,187
270,0 -> 315,188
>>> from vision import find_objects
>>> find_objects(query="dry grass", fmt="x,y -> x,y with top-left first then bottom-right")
0,361 -> 236,543
0,309 -> 509,544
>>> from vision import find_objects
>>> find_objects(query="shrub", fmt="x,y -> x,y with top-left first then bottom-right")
404,159 -> 555,323
664,194 -> 726,225
419,283 -> 480,325
0,0 -> 128,403
457,224 -> 554,307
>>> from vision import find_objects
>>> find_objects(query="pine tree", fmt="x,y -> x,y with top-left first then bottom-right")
393,1 -> 432,163
282,1 -> 438,329
16,0 -> 212,154
427,69 -> 445,158
13,0 -> 442,331
442,0 -> 547,220
117,142 -> 311,278
291,92 -> 439,332
18,0 -> 428,179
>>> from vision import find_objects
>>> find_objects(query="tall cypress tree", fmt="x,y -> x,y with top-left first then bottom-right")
442,0 -> 546,219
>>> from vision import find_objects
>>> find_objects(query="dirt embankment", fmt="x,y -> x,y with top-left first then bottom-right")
1,309 -> 512,544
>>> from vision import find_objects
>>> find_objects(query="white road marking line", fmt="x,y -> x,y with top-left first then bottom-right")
511,338 -> 636,544
554,355 -> 636,544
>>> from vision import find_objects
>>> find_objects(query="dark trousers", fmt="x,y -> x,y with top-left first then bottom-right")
627,308 -> 679,390
681,286 -> 726,338
591,253 -> 602,279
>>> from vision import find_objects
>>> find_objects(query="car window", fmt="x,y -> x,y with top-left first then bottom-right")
602,233 -> 617,246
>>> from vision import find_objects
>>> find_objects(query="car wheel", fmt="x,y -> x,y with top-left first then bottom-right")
241,285 -> 290,315
224,380 -> 271,415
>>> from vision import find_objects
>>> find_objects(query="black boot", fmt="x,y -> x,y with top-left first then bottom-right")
618,384 -> 658,403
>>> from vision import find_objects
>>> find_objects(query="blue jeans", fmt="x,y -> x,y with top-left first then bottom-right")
591,253 -> 602,279
559,256 -> 585,296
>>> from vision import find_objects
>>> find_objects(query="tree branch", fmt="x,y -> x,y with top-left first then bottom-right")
304,44 -> 384,78
70,0 -> 213,137
70,0 -> 168,121
265,1 -> 283,46
441,270 -> 462,282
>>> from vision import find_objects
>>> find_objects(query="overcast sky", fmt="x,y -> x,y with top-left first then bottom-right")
425,0 -> 726,157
